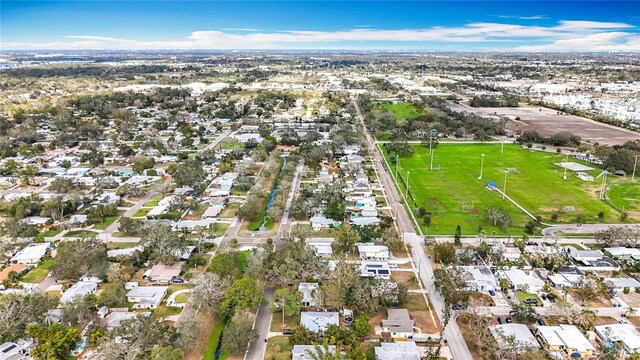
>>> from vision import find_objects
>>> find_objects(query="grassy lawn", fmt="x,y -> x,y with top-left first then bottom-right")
608,181 -> 640,212
192,202 -> 209,217
154,305 -> 182,317
132,208 -> 150,218
270,313 -> 298,332
264,336 -> 293,360
384,143 -> 619,235
373,101 -> 426,120
19,259 -> 54,283
106,242 -> 139,249
230,187 -> 248,196
515,292 -> 542,306
92,211 -> 124,230
64,230 -> 99,238
209,222 -> 230,237
168,284 -> 193,295
143,194 -> 164,207
174,292 -> 190,303
219,203 -> 240,218
41,229 -> 61,237
204,317 -> 228,360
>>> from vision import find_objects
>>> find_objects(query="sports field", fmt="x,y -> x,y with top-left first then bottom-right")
608,182 -> 640,213
383,143 -> 623,235
372,102 -> 426,120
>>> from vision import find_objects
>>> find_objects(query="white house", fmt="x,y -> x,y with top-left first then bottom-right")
595,324 -> 640,355
535,324 -> 595,358
605,277 -> 640,291
490,324 -> 540,351
10,243 -> 50,265
460,266 -> 498,292
300,312 -> 339,333
374,342 -> 420,360
381,309 -> 414,340
126,286 -> 168,309
605,247 -> 640,261
357,243 -> 390,261
310,214 -> 336,231
360,261 -> 391,280
298,282 -> 322,307
291,345 -> 336,360
60,281 -> 99,304
502,268 -> 545,292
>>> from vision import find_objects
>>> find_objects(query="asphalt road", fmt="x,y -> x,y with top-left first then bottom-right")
541,223 -> 635,237
353,99 -> 474,360
244,287 -> 275,360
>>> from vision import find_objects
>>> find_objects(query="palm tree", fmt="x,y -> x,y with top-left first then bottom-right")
305,343 -> 339,360
627,307 -> 637,317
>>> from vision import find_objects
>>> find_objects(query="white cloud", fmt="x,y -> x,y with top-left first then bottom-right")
1,20 -> 637,51
497,15 -> 548,20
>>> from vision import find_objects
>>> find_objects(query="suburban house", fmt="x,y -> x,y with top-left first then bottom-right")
306,238 -> 334,258
604,247 -> 640,261
374,342 -> 421,360
310,214 -> 337,231
534,324 -> 595,358
126,286 -> 168,309
10,243 -> 50,265
60,281 -> 99,304
380,309 -> 414,340
298,282 -> 322,307
547,273 -> 584,289
595,324 -> 640,355
501,246 -> 522,262
490,324 -> 540,351
360,261 -> 392,280
143,263 -> 183,284
357,243 -> 390,261
291,345 -> 336,360
0,339 -> 34,360
502,268 -> 545,292
604,277 -> 640,291
299,312 -> 339,333
460,266 -> 498,292
105,312 -> 149,330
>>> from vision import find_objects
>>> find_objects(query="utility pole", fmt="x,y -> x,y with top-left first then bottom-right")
503,170 -> 509,200
395,155 -> 399,180
563,154 -> 569,180
633,155 -> 639,181
501,137 -> 505,154
405,170 -> 410,200
430,151 -> 434,171
478,154 -> 485,179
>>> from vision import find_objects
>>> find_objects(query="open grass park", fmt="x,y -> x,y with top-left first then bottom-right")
383,143 -> 629,235
372,101 -> 426,120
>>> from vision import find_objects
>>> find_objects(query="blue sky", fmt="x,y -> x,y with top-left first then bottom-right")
1,1 -> 639,51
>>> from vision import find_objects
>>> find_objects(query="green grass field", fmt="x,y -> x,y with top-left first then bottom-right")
64,230 -> 99,238
608,181 -> 640,212
373,101 -> 426,120
384,143 -> 622,235
19,259 -> 54,283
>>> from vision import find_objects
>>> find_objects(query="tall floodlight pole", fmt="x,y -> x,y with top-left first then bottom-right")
633,155 -> 639,181
503,170 -> 509,200
405,171 -> 410,199
478,154 -> 485,179
395,155 -> 399,180
430,151 -> 434,171
563,154 -> 569,180
501,137 -> 505,154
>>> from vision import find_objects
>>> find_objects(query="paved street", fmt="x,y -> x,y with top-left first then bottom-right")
245,287 -> 275,360
353,99 -> 473,360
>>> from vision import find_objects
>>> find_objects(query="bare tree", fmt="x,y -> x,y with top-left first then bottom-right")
189,272 -> 230,312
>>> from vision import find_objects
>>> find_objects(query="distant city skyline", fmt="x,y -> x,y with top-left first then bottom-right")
1,1 -> 638,51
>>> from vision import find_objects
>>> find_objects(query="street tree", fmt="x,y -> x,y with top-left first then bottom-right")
433,267 -> 470,305
271,288 -> 302,326
190,272 -> 230,312
221,310 -> 258,355
220,278 -> 263,315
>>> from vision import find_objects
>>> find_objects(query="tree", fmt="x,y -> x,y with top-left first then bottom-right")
220,278 -> 263,315
433,267 -> 470,305
61,294 -> 97,326
322,262 -> 378,313
132,156 -> 155,174
52,237 -> 109,280
0,293 -> 58,342
48,178 -> 74,194
149,346 -> 183,360
27,323 -> 80,360
221,310 -> 258,355
575,280 -> 598,303
266,241 -> 327,286
271,288 -> 302,326
454,225 -> 462,247
207,252 -> 237,278
305,343 -> 340,360
509,303 -> 538,323
190,272 -> 230,311
167,159 -> 206,187
484,207 -> 512,230
432,242 -> 456,265
353,314 -> 371,338
97,283 -> 127,308
141,224 -> 186,265
96,315 -> 175,359
118,217 -> 142,236
332,224 -> 361,255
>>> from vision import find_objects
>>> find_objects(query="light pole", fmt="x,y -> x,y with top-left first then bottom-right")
503,170 -> 509,200
395,155 -> 399,180
430,151 -> 434,171
633,155 -> 639,181
563,154 -> 569,180
405,170 -> 410,199
501,137 -> 505,154
478,154 -> 485,179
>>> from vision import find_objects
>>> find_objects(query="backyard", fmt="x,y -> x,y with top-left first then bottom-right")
19,259 -> 54,283
383,143 -> 623,235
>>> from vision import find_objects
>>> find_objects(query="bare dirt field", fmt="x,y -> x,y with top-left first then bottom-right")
447,102 -> 638,145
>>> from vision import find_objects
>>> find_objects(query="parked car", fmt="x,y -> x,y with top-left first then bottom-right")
497,317 -> 504,324
541,294 -> 547,300
283,329 -> 294,335
489,290 -> 496,296
452,303 -> 467,310
171,276 -> 185,284
537,319 -> 546,326
523,298 -> 538,305
619,319 -> 628,324
505,317 -> 512,323
546,294 -> 556,303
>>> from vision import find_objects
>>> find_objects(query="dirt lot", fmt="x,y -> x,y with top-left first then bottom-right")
618,292 -> 640,308
450,103 -> 638,145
